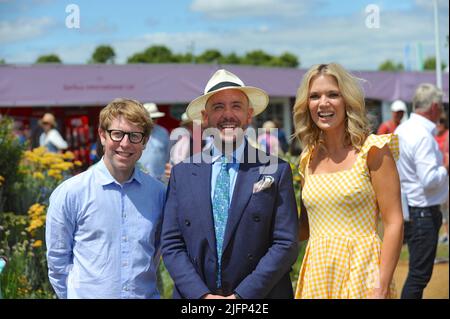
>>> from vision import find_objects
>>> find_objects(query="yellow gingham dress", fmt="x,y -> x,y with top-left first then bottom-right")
295,134 -> 399,299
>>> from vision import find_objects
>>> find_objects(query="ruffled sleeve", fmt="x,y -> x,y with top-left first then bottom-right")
361,134 -> 399,161
298,148 -> 312,182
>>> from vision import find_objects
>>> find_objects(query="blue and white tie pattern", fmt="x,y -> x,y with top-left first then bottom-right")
212,156 -> 230,288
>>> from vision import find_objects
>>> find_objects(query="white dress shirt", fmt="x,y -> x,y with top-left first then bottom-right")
395,113 -> 448,208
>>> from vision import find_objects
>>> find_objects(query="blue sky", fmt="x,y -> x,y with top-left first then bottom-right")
0,0 -> 448,70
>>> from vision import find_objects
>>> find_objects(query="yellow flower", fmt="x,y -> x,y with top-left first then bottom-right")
28,203 -> 45,216
32,172 -> 45,180
32,240 -> 43,248
50,162 -> 73,171
27,219 -> 44,232
0,175 -> 4,186
48,169 -> 63,180
62,151 -> 75,160
26,203 -> 47,234
74,160 -> 83,167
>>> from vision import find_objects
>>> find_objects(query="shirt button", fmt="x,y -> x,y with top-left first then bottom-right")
123,286 -> 129,291
122,236 -> 127,242
122,262 -> 128,267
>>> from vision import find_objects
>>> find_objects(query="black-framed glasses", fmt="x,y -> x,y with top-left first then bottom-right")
106,129 -> 145,144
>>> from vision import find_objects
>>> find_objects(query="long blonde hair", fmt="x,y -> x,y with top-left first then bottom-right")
293,63 -> 370,152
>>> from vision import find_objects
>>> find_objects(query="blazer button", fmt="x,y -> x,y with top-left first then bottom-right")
253,215 -> 260,222
247,253 -> 253,260
185,219 -> 191,226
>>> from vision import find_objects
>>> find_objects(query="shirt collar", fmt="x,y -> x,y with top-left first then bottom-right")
410,113 -> 437,135
94,158 -> 143,186
211,139 -> 246,164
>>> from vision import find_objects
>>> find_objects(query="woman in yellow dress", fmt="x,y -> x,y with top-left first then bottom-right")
293,63 -> 404,299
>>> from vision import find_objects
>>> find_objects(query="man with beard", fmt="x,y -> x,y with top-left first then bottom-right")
161,69 -> 298,299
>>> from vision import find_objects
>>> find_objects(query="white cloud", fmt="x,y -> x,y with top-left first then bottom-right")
3,1 -> 448,71
0,17 -> 55,44
190,0 -> 314,19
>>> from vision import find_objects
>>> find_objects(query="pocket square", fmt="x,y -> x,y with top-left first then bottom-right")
253,176 -> 274,193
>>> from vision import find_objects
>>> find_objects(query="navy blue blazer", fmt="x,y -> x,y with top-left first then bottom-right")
161,144 -> 299,299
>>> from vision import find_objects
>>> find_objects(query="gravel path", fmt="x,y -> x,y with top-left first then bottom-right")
393,260 -> 449,299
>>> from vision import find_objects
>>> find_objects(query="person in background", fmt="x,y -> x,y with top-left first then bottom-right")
170,112 -> 195,165
257,120 -> 283,156
395,83 -> 448,299
293,63 -> 404,299
273,118 -> 289,153
377,100 -> 407,135
435,115 -> 449,244
39,113 -> 68,153
46,98 -> 165,298
138,103 -> 170,182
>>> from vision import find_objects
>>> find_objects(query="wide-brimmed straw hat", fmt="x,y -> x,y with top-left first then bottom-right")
39,113 -> 57,128
180,112 -> 192,126
143,102 -> 165,119
186,69 -> 269,121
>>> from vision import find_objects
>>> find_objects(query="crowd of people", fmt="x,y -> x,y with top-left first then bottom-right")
11,64 -> 447,299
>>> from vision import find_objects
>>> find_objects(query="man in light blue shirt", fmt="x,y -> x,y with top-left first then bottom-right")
46,98 -> 166,299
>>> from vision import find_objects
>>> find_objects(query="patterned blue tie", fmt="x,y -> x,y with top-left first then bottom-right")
212,155 -> 230,288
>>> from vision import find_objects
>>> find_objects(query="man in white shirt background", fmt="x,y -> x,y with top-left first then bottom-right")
395,83 -> 449,299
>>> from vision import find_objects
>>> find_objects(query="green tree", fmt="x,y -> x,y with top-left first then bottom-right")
378,60 -> 404,71
243,50 -> 273,66
0,58 -> 5,64
143,45 -> 174,63
220,52 -> 242,65
173,53 -> 194,63
196,49 -> 223,64
127,52 -> 149,63
35,54 -> 62,63
423,56 -> 447,71
91,45 -> 115,64
127,45 -> 174,63
277,52 -> 299,68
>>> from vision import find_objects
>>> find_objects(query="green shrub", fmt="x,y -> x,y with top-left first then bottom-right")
0,116 -> 26,213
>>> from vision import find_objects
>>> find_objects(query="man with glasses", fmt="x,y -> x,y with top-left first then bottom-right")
46,98 -> 166,298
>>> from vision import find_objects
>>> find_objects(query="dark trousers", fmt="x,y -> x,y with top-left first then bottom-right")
401,205 -> 442,299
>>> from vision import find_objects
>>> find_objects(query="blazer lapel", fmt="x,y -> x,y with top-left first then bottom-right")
222,162 -> 261,254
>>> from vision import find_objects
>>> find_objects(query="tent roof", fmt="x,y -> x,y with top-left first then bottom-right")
0,63 -> 448,107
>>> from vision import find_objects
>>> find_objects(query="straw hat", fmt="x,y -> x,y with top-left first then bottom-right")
180,112 -> 192,126
186,69 -> 269,121
143,102 -> 165,119
39,113 -> 57,128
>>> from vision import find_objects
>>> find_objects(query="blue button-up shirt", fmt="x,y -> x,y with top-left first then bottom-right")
45,159 -> 166,299
210,140 -> 245,204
